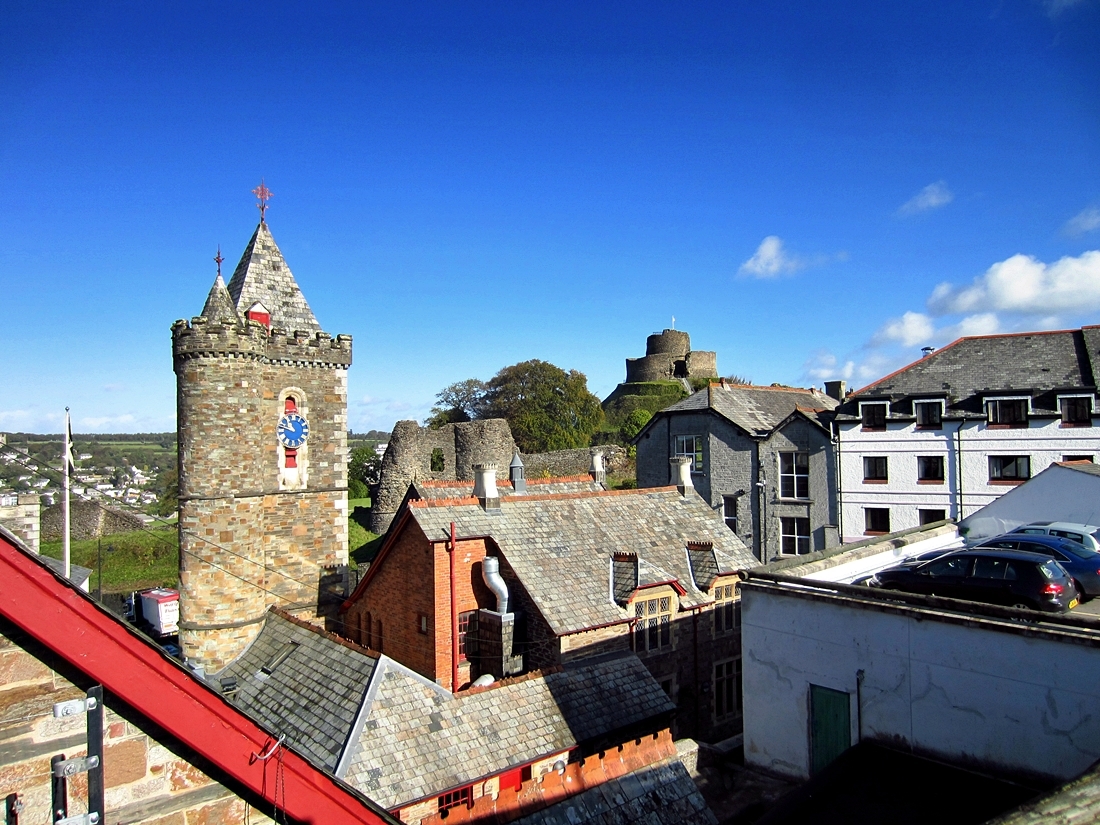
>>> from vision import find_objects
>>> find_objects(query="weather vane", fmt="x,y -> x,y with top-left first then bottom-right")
214,245 -> 224,278
252,179 -> 272,223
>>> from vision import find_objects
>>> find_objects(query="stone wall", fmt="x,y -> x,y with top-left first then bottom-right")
369,419 -> 515,534
623,329 -> 718,384
40,500 -> 144,542
0,494 -> 40,552
522,445 -> 630,479
173,316 -> 351,672
0,617 -> 271,824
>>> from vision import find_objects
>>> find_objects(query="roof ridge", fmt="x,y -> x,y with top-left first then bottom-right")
709,382 -> 822,394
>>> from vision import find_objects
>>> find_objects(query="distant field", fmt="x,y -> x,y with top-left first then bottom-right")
40,527 -> 179,594
349,497 -> 383,568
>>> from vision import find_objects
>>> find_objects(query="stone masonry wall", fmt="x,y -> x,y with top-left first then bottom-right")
41,500 -> 143,542
0,495 -> 40,553
522,445 -> 629,479
0,618 -> 271,825
173,317 -> 351,672
369,420 -> 515,534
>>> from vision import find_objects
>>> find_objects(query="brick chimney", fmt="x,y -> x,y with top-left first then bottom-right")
824,380 -> 847,402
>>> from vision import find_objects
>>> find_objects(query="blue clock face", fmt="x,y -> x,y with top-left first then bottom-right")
277,412 -> 310,449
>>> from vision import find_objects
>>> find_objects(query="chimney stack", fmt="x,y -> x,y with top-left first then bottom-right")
670,456 -> 694,495
589,450 -> 606,484
473,463 -> 500,511
824,380 -> 847,402
509,452 -> 526,494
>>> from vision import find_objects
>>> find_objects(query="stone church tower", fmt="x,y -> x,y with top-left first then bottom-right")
172,217 -> 352,672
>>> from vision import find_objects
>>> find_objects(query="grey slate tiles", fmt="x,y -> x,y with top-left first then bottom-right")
511,756 -> 718,825
226,221 -> 321,333
660,383 -> 838,437
409,488 -> 756,635
217,610 -> 376,772
343,653 -> 675,810
835,327 -> 1100,419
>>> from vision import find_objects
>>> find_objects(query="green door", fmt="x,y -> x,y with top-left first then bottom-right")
810,684 -> 851,774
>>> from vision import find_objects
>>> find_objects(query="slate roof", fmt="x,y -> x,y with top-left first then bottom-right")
199,273 -> 241,325
686,546 -> 721,590
985,759 -> 1100,825
511,756 -> 717,825
414,475 -> 605,501
342,653 -> 675,809
1063,460 -> 1100,478
225,221 -> 321,333
835,327 -> 1100,420
217,609 -> 377,773
407,487 -> 756,635
654,383 -> 838,437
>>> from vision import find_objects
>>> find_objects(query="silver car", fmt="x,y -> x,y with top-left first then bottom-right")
1010,522 -> 1100,553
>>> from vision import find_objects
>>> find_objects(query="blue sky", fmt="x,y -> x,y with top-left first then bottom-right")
1,1 -> 1098,434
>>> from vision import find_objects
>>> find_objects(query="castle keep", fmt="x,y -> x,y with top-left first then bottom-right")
172,218 -> 351,671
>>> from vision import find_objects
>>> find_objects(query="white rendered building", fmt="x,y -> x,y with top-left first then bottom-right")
833,327 -> 1100,542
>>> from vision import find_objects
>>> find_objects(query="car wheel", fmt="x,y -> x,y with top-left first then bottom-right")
1011,602 -> 1032,611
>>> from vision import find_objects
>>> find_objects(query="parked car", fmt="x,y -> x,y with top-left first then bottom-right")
866,549 -> 1079,613
1009,522 -> 1100,553
975,534 -> 1100,598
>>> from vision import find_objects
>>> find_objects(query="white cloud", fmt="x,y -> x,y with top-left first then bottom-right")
738,236 -> 804,278
1064,207 -> 1100,237
0,410 -> 33,427
897,181 -> 954,216
928,250 -> 1100,315
871,311 -> 936,347
802,351 -> 854,382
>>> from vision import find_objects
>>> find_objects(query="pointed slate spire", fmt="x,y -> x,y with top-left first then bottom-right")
200,274 -> 242,325
225,222 -> 321,333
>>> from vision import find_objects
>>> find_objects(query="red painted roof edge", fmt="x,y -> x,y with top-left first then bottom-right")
0,531 -> 395,825
409,486 -> 680,509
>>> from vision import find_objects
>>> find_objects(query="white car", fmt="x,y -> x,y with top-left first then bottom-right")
1010,522 -> 1100,553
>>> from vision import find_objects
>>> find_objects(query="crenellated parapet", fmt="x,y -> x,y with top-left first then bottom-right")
172,316 -> 353,369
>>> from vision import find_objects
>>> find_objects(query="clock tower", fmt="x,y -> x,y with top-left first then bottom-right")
172,210 -> 352,672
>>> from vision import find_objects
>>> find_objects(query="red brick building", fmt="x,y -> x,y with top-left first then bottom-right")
340,471 -> 757,743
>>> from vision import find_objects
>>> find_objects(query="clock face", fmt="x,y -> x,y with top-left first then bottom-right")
277,412 -> 310,449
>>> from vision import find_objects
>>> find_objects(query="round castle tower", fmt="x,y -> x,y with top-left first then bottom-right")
172,218 -> 352,673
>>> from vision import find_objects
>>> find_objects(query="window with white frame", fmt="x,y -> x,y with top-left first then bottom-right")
860,402 -> 888,430
1060,396 -> 1093,427
865,508 -> 890,534
915,400 -> 944,429
780,517 -> 811,555
989,455 -> 1030,481
986,398 -> 1029,428
634,594 -> 672,652
673,435 -> 703,472
722,496 -> 738,532
779,452 -> 809,498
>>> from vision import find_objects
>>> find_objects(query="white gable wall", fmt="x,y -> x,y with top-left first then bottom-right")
741,582 -> 1100,782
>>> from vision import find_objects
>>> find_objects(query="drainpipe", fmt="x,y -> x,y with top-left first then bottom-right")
692,610 -> 700,738
834,426 -> 843,542
449,521 -> 459,693
856,669 -> 865,742
954,422 -> 965,520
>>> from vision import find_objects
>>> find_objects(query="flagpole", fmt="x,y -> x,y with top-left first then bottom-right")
63,408 -> 71,579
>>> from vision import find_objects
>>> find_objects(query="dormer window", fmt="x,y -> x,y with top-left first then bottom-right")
860,402 -> 888,431
633,593 -> 672,652
245,301 -> 271,327
1059,395 -> 1094,428
914,400 -> 944,430
986,398 -> 1029,428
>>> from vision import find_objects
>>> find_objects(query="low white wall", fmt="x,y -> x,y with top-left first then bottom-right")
801,529 -> 962,584
741,582 -> 1100,782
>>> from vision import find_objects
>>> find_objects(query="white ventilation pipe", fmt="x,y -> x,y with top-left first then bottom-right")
482,556 -> 510,614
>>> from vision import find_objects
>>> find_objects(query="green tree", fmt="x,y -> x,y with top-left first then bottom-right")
620,409 -> 652,442
481,360 -> 603,453
426,378 -> 488,428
